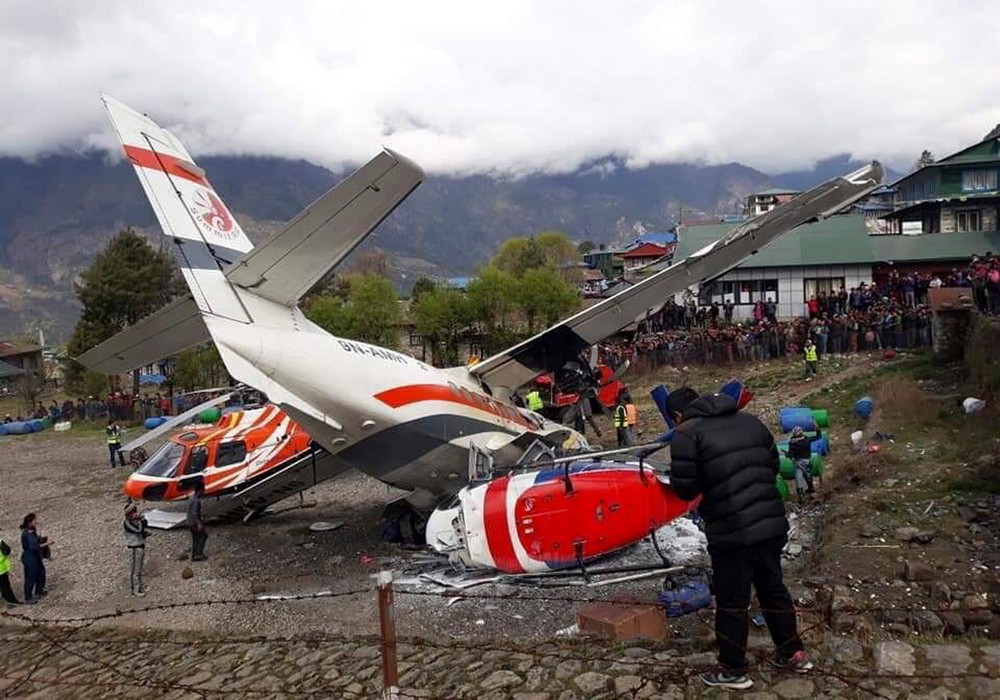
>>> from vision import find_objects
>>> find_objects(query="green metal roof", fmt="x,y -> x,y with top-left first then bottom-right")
892,138 -> 1000,189
753,187 -> 800,196
675,214 -> 1000,268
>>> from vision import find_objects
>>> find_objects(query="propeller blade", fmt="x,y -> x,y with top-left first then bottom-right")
588,346 -> 599,369
123,393 -> 232,452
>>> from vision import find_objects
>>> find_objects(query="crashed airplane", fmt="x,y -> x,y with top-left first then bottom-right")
80,96 -> 882,573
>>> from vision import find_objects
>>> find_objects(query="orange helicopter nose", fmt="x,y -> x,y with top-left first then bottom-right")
123,477 -> 145,500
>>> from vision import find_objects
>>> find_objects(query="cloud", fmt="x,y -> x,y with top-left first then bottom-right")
1,0 -> 998,176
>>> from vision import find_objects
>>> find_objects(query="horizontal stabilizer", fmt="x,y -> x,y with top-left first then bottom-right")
472,162 -> 884,393
225,150 -> 424,306
76,295 -> 210,375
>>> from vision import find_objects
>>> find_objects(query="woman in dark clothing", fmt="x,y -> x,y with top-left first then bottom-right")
20,513 -> 47,604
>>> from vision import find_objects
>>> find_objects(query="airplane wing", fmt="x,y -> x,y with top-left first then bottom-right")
472,162 -> 884,394
224,149 -> 424,306
76,295 -> 209,375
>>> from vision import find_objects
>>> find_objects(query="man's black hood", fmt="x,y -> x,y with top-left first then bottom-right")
681,393 -> 739,420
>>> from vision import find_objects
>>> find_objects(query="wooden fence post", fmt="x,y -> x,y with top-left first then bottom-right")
378,570 -> 399,700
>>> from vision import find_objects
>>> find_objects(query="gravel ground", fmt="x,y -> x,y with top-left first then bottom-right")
0,431 -> 698,641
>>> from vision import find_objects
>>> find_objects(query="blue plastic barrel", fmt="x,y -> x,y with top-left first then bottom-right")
810,434 -> 829,456
144,416 -> 168,430
779,407 -> 816,433
855,396 -> 874,420
5,421 -> 30,435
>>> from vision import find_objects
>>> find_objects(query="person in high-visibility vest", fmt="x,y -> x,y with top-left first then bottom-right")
803,339 -> 818,381
613,392 -> 631,447
0,531 -> 20,606
107,420 -> 126,469
526,389 -> 544,413
624,394 -> 638,445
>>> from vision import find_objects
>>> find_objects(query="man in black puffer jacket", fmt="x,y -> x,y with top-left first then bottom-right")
668,387 -> 812,690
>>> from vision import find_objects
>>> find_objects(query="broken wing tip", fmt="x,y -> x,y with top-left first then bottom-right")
383,147 -> 426,179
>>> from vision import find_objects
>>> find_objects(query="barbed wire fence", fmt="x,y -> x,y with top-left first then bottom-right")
1,574 -> 997,700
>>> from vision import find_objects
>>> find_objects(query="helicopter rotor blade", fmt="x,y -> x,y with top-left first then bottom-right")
123,393 -> 232,452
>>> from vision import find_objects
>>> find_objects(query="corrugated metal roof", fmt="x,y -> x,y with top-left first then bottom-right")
0,342 -> 40,358
0,359 -> 25,378
675,214 -> 1000,268
753,187 -> 800,196
621,243 -> 673,258
636,231 -> 678,245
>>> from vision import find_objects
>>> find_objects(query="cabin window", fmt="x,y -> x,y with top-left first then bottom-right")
216,441 -> 247,468
187,446 -> 208,474
137,442 -> 186,478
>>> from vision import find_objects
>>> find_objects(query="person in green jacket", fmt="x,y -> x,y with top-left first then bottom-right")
0,533 -> 20,606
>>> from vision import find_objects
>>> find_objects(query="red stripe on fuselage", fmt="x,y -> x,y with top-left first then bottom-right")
483,477 -> 522,573
374,383 -> 534,430
123,145 -> 211,188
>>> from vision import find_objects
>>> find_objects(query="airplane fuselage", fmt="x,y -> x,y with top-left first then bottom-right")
211,317 -> 585,508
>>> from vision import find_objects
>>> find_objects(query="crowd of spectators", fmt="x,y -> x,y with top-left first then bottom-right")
13,391 -> 212,424
601,254 -> 999,371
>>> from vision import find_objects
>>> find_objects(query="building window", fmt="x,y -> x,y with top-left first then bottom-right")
707,279 -> 778,305
408,332 -> 422,347
956,209 -> 982,232
804,277 -> 845,301
962,169 -> 997,192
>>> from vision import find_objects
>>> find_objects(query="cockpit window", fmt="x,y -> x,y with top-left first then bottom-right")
137,442 -> 186,478
187,446 -> 209,474
216,441 -> 247,468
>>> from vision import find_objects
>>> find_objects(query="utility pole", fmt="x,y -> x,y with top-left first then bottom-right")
378,570 -> 399,700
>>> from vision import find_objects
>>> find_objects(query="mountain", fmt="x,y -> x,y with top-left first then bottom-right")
0,152 -> 865,340
770,154 -> 903,191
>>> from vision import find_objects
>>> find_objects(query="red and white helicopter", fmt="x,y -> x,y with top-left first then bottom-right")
80,97 -> 881,570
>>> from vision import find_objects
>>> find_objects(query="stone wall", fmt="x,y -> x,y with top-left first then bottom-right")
965,315 -> 1000,400
933,310 -> 974,361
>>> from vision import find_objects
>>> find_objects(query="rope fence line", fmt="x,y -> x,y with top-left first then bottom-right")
1,577 -> 997,700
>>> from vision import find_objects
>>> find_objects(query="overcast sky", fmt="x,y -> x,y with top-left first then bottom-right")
2,1 -> 998,177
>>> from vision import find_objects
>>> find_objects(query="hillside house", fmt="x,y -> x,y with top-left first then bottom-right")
579,267 -> 607,296
582,245 -> 626,279
884,129 -> 1000,235
0,341 -> 42,376
620,242 -> 674,270
745,188 -> 799,217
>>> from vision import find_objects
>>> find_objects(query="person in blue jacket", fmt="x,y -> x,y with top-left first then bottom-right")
19,513 -> 49,604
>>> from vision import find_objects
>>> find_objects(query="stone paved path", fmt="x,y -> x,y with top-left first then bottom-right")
2,626 -> 999,699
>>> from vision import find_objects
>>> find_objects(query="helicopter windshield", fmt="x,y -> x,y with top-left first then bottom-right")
136,441 -> 187,478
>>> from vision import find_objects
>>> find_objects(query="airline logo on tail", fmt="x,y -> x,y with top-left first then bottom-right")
191,188 -> 236,240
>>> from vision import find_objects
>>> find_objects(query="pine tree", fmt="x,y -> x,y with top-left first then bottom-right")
65,229 -> 181,392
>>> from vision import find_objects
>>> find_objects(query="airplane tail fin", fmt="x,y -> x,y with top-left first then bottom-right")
80,97 -> 424,378
102,95 -> 253,325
